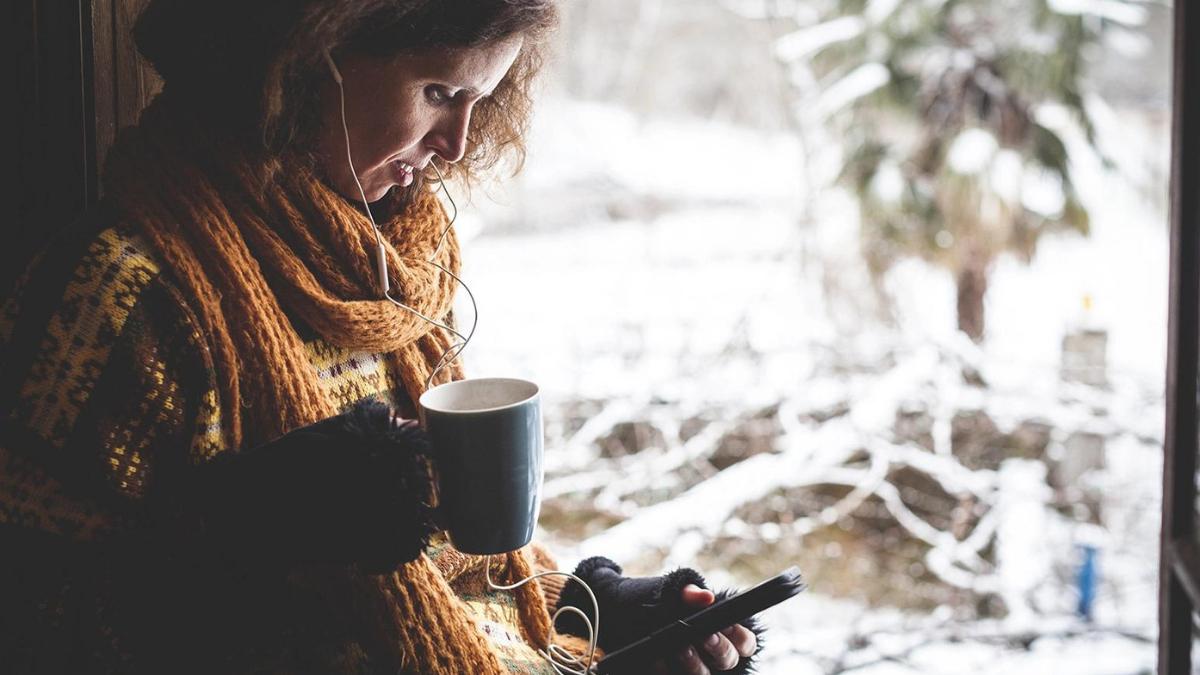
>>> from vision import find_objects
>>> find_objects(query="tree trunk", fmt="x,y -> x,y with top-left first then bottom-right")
956,250 -> 988,342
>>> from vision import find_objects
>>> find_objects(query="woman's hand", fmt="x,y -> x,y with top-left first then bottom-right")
654,584 -> 758,675
554,557 -> 765,673
185,400 -> 440,571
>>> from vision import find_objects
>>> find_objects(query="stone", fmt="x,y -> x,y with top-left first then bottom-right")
887,465 -> 961,532
1006,419 -> 1053,460
710,417 -> 780,470
595,420 -> 666,458
1061,329 -> 1109,387
894,407 -> 936,451
1057,431 -> 1106,487
798,400 -> 851,424
679,415 -> 710,443
951,410 -> 1005,471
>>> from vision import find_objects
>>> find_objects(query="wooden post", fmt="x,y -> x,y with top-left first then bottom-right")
6,0 -> 158,293
6,0 -> 94,293
1160,0 -> 1200,671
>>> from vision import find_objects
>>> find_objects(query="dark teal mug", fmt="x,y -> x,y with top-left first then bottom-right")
418,378 -> 543,555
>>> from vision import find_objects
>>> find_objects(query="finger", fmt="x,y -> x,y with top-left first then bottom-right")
699,632 -> 739,671
720,624 -> 758,658
677,645 -> 711,675
680,584 -> 716,607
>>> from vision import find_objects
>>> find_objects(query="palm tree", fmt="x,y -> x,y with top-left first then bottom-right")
757,0 -> 1144,341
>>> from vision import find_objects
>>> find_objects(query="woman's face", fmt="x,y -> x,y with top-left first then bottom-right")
315,36 -> 524,203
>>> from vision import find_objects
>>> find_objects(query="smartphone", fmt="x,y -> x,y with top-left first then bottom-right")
593,566 -> 807,674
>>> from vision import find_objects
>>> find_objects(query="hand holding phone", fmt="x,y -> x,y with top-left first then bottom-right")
672,584 -> 761,672
594,567 -> 806,674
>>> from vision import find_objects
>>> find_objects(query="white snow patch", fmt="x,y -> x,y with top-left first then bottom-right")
776,17 -> 865,61
989,150 -> 1024,203
995,460 -> 1055,626
818,63 -> 891,118
948,128 -> 999,174
1021,168 -> 1068,216
871,161 -> 906,204
1048,0 -> 1147,26
865,0 -> 903,24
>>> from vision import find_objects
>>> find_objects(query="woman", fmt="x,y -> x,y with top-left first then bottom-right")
0,1 -> 762,673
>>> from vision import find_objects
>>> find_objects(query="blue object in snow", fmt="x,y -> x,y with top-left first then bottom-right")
1076,544 -> 1098,621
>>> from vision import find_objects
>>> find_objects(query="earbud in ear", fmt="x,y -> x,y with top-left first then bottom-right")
323,49 -> 343,85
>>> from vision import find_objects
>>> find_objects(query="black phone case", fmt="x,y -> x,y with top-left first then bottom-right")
594,566 -> 806,674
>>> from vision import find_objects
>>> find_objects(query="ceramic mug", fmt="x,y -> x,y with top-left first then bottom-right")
418,377 -> 544,555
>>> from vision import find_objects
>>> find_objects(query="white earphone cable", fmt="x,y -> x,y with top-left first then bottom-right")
486,557 -> 601,675
332,53 -> 600,673
333,66 -> 478,389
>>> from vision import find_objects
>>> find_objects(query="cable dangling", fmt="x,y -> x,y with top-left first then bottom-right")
330,49 -> 598,673
414,160 -> 479,390
329,51 -> 478,392
486,556 -> 602,675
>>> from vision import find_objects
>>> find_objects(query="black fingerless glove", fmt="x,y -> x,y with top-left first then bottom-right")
555,557 -> 766,674
185,399 -> 437,573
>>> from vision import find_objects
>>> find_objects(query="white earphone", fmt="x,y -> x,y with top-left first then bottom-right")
324,48 -> 390,296
322,48 -> 478,390
323,49 -> 343,85
322,47 -> 600,675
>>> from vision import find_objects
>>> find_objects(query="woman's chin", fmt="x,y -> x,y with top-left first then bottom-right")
358,181 -> 397,205
336,178 -> 412,209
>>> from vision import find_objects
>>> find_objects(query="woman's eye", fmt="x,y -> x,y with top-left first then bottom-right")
425,86 -> 453,105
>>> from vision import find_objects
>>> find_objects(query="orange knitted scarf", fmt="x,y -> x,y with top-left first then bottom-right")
102,94 -> 555,674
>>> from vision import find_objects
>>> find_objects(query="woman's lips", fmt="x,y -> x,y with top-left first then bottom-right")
392,159 -> 415,187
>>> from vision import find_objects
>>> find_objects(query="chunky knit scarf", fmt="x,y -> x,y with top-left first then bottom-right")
101,94 -> 555,674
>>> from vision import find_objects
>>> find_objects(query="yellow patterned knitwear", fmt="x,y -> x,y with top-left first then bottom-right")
0,215 -> 584,673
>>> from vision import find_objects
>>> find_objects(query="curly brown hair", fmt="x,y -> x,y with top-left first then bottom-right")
134,0 -> 558,190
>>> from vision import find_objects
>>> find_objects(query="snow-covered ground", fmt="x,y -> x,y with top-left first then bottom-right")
759,597 -> 1157,674
452,96 -> 1168,673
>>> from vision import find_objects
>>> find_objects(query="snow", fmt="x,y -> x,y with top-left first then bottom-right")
521,99 -> 807,206
865,0 -> 903,25
454,91 -> 1167,672
1020,168 -> 1067,216
870,161 -> 906,204
988,150 -> 1024,202
776,17 -> 866,62
1048,0 -> 1148,27
756,593 -> 1156,674
993,460 -> 1055,626
1104,25 -> 1153,59
947,128 -> 999,174
817,63 -> 892,118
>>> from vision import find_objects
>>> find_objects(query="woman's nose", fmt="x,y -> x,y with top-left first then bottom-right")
426,107 -> 471,164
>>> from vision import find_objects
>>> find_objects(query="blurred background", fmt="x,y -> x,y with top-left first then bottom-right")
455,0 -> 1171,672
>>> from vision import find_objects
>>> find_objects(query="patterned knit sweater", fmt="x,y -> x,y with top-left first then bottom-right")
0,207 -> 571,674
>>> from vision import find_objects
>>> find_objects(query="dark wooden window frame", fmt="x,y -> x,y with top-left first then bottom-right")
1161,0 -> 1200,672
7,0 -> 155,293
